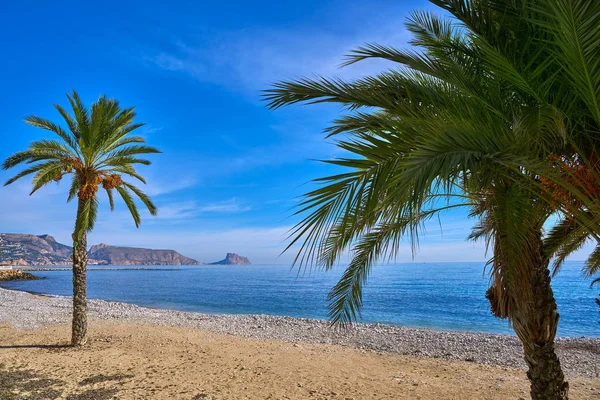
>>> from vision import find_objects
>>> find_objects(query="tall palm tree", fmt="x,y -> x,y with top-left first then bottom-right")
264,1 -> 600,399
3,91 -> 160,346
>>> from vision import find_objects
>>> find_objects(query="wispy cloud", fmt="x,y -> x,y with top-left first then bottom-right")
198,198 -> 251,213
151,201 -> 200,220
144,176 -> 198,197
146,198 -> 251,222
141,125 -> 164,135
141,16 -> 411,94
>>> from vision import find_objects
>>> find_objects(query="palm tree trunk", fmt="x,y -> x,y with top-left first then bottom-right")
71,199 -> 88,346
511,238 -> 569,399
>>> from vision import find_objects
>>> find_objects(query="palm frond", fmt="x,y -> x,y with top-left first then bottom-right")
67,175 -> 80,203
4,162 -> 57,186
24,116 -> 80,153
545,217 -> 589,275
105,188 -> 115,211
123,183 -> 157,216
540,0 -> 600,123
115,186 -> 141,227
584,245 -> 600,277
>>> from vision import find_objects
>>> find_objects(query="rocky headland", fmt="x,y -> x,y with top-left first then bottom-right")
0,270 -> 41,282
209,252 -> 251,265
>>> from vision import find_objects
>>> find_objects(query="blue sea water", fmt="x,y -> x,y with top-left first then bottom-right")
2,262 -> 599,337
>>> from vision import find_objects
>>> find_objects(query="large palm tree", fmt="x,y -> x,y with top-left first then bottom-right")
264,1 -> 600,399
2,91 -> 160,346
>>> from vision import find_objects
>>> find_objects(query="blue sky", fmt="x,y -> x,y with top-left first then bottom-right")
0,0 -> 593,264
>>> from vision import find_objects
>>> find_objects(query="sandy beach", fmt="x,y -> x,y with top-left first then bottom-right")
1,288 -> 599,399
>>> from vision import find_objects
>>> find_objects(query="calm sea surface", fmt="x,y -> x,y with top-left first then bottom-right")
2,262 -> 598,337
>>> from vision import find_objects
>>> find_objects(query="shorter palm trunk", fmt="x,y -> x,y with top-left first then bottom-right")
512,254 -> 568,399
71,207 -> 88,346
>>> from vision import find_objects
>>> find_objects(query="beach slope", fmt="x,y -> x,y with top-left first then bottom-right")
0,288 -> 598,399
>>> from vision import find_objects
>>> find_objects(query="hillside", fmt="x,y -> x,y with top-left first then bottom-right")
0,233 -> 252,266
0,234 -> 72,266
88,244 -> 201,266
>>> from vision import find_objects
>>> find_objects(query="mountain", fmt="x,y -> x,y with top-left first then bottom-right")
0,234 -> 72,266
0,234 -> 201,266
88,243 -> 201,266
0,233 -> 249,266
210,253 -> 251,265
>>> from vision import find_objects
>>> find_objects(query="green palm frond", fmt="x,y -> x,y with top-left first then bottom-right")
53,103 -> 80,139
24,116 -> 80,154
545,217 -> 590,276
105,188 -> 115,211
102,135 -> 146,153
111,165 -> 147,184
99,156 -> 152,168
73,198 -> 94,240
123,183 -> 157,216
4,162 -> 57,186
541,0 -> 600,123
66,91 -> 90,144
102,145 -> 161,161
30,162 -> 65,195
584,245 -> 600,277
67,176 -> 80,203
115,186 -> 141,227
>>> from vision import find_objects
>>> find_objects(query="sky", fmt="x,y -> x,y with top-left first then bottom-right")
0,0 -> 594,264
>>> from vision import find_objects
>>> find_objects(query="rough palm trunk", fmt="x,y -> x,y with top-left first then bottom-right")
71,199 -> 88,346
511,235 -> 569,400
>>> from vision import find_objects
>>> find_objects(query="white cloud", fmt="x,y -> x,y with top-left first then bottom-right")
197,198 -> 251,213
145,198 -> 251,221
144,176 -> 198,197
141,18 -> 411,94
141,125 -> 164,135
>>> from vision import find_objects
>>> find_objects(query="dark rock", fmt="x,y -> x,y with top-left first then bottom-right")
0,270 -> 41,281
209,253 -> 251,265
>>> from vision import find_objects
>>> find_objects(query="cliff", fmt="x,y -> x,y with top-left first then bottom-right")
0,233 -> 249,266
210,253 -> 251,265
88,243 -> 201,266
0,233 -> 201,266
0,233 -> 72,266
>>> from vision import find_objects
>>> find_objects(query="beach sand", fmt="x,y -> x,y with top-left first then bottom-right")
1,288 -> 599,399
0,321 -> 599,400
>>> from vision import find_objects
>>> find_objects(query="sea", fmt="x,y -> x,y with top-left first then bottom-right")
2,261 -> 598,337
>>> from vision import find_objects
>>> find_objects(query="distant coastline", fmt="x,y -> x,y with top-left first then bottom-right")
18,267 -> 185,272
0,233 -> 251,266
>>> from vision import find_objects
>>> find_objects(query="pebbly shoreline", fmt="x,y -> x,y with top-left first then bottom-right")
1,287 -> 598,378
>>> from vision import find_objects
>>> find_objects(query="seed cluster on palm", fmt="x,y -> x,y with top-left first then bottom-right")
2,91 -> 160,346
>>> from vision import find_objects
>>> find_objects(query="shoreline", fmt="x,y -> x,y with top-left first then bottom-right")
1,287 -> 599,379
2,283 -> 598,340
